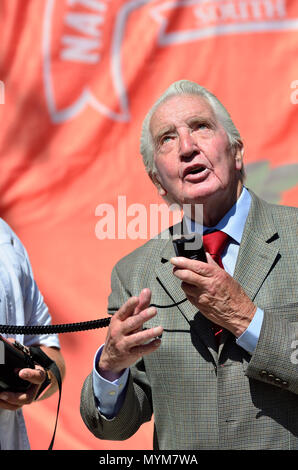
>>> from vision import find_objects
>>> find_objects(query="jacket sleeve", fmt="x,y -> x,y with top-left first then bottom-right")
244,302 -> 298,395
80,261 -> 153,441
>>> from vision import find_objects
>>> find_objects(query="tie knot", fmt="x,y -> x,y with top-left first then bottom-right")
203,231 -> 229,261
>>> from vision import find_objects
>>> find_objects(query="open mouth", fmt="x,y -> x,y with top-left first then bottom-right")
183,165 -> 208,178
189,167 -> 205,175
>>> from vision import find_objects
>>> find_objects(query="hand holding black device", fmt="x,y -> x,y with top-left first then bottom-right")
0,335 -> 35,393
172,233 -> 207,262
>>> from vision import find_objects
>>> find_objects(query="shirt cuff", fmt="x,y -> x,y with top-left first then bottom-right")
92,345 -> 129,418
236,308 -> 264,354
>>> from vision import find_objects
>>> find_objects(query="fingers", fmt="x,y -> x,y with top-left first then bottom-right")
0,382 -> 40,410
133,288 -> 152,315
113,289 -> 155,336
0,396 -> 22,411
0,340 -> 47,410
0,366 -> 46,410
121,306 -> 158,336
99,289 -> 162,375
170,256 -> 215,276
18,366 -> 46,385
116,296 -> 140,321
180,281 -> 199,298
116,288 -> 151,322
130,337 -> 162,357
170,256 -> 221,289
125,324 -> 163,350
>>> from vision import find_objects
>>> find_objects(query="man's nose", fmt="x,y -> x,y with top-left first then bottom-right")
179,130 -> 198,159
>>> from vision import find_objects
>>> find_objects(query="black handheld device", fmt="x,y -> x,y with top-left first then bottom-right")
172,233 -> 207,262
0,334 -> 62,450
0,335 -> 35,392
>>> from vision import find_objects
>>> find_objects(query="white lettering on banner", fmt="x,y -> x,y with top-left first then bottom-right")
67,0 -> 107,11
43,0 -> 298,123
151,0 -> 298,46
194,0 -> 286,24
61,35 -> 102,63
65,12 -> 104,37
61,0 -> 108,64
43,0 -> 150,123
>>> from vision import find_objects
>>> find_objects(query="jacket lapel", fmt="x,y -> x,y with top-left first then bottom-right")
219,191 -> 281,354
233,191 -> 280,300
155,233 -> 197,325
155,226 -> 219,363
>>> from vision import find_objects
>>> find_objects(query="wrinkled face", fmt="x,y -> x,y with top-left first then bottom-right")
150,94 -> 243,208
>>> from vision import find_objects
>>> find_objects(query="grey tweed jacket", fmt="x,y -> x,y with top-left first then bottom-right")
80,190 -> 298,450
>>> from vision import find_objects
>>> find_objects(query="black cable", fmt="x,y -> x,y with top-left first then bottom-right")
0,236 -> 201,335
108,298 -> 187,313
0,299 -> 188,335
0,318 -> 111,335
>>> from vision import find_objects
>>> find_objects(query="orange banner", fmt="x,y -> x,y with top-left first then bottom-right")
0,0 -> 297,450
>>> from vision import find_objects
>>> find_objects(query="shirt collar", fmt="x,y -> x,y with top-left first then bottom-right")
184,186 -> 251,244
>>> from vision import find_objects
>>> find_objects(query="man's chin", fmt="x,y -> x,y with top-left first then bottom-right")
182,184 -> 219,205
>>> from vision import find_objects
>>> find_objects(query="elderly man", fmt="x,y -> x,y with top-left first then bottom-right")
80,80 -> 298,450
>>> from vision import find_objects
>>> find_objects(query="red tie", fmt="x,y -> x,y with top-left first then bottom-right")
202,231 -> 230,342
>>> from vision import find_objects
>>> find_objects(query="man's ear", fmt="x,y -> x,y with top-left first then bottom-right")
149,171 -> 167,197
234,144 -> 244,171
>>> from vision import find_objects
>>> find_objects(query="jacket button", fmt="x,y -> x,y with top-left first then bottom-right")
259,370 -> 267,377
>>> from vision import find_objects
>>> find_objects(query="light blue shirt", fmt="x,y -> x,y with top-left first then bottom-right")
0,218 -> 60,449
93,187 -> 264,417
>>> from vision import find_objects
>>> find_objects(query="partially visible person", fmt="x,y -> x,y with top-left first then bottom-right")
0,217 -> 65,450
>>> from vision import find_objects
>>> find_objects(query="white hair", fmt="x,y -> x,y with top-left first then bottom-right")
140,79 -> 245,180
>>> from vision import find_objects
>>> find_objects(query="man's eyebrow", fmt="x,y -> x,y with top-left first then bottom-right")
153,125 -> 176,142
187,115 -> 217,127
152,114 -> 217,144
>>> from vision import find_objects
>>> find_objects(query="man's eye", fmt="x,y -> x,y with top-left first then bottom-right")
160,135 -> 174,145
194,122 -> 208,130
